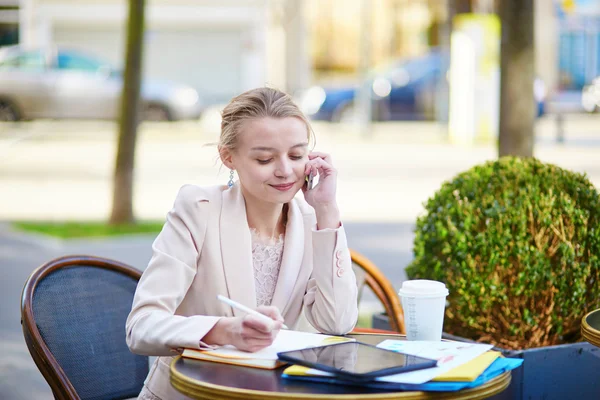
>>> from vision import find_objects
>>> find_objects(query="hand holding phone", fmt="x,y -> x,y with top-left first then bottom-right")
305,171 -> 315,191
302,152 -> 340,229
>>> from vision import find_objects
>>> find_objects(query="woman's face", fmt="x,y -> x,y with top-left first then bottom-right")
225,117 -> 309,206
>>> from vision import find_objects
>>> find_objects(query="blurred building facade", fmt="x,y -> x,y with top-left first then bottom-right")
307,0 -> 443,78
0,2 -> 19,46
306,0 -> 599,96
2,0 -> 599,105
553,0 -> 600,90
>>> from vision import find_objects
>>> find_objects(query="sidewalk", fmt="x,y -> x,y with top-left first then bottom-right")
1,114 -> 598,223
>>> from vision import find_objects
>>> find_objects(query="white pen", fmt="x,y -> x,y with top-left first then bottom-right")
217,294 -> 289,330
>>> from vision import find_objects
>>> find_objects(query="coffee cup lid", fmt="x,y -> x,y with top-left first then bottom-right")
398,279 -> 449,298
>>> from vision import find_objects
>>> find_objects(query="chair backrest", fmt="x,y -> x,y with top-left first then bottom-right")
21,255 -> 149,400
350,249 -> 405,334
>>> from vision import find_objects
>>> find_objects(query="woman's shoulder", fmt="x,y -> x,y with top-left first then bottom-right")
173,184 -> 226,211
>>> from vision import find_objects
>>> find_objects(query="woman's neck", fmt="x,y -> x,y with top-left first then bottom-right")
243,196 -> 286,239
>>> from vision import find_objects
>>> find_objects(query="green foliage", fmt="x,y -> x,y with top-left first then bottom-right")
406,157 -> 600,349
13,221 -> 164,239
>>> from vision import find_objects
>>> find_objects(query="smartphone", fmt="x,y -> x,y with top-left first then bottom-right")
305,171 -> 315,190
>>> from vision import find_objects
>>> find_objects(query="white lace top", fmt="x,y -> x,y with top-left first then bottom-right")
250,229 -> 285,306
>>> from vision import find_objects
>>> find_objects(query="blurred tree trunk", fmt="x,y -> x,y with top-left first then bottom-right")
498,0 -> 535,157
454,0 -> 472,14
284,0 -> 310,95
357,0 -> 372,135
110,0 -> 146,224
390,0 -> 401,57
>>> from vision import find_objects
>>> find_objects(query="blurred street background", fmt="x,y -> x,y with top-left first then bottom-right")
1,0 -> 600,398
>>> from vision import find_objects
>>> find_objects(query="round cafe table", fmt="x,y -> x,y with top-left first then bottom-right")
170,333 -> 511,400
582,309 -> 600,348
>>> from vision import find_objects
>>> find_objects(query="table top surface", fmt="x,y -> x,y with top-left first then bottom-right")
170,333 -> 512,400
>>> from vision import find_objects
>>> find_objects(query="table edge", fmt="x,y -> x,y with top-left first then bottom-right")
581,309 -> 600,347
582,309 -> 600,331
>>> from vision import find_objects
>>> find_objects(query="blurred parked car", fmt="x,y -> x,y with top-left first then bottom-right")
0,45 -> 203,121
582,77 -> 600,113
299,51 -> 546,122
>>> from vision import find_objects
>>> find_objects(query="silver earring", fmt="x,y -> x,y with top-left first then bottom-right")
228,170 -> 234,188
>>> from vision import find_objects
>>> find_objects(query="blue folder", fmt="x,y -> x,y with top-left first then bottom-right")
282,357 -> 523,392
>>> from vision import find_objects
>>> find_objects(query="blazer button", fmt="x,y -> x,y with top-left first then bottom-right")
336,258 -> 343,268
336,249 -> 343,259
336,268 -> 345,277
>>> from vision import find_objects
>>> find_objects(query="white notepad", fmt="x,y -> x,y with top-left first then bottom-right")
182,330 -> 353,369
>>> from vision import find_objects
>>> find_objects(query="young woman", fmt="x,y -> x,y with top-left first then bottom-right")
126,87 -> 358,400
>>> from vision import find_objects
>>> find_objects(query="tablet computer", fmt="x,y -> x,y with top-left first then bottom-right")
277,341 -> 437,381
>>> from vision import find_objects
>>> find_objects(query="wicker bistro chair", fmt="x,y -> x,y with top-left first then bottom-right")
21,255 -> 149,400
350,249 -> 406,334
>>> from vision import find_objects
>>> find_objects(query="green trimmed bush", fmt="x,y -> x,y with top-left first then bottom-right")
406,157 -> 600,349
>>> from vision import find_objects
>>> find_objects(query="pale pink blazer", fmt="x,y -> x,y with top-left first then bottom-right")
126,183 -> 358,399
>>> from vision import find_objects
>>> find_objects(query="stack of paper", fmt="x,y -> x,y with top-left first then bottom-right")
375,340 -> 494,384
282,340 -> 523,392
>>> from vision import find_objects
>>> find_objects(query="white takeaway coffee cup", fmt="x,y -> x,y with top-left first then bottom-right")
398,280 -> 449,341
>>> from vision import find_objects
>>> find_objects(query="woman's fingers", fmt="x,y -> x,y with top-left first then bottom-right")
242,336 -> 273,348
305,156 -> 336,178
239,318 -> 279,352
241,313 -> 283,335
306,153 -> 333,171
308,152 -> 333,164
256,305 -> 285,323
242,315 -> 273,333
243,341 -> 273,352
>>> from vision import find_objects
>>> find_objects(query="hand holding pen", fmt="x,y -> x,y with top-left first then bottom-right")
217,295 -> 289,329
202,295 -> 287,352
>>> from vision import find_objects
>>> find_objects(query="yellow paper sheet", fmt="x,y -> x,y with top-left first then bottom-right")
432,351 -> 500,382
283,365 -> 313,376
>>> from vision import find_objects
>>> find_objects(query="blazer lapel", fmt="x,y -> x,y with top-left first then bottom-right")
270,199 -> 305,315
220,183 -> 256,315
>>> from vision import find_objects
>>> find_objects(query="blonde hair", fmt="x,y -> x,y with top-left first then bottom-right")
219,87 -> 315,152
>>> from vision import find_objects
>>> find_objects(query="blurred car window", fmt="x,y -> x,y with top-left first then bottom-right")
370,53 -> 441,87
56,52 -> 105,72
0,51 -> 45,71
390,55 -> 440,83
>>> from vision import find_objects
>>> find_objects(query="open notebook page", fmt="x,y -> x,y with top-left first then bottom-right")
201,329 -> 353,360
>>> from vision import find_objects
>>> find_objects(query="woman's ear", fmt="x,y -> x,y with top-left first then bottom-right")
219,146 -> 234,170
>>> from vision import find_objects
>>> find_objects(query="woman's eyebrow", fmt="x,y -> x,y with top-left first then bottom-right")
250,143 -> 308,151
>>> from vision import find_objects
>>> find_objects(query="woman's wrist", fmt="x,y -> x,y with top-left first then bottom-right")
314,203 -> 341,230
202,317 -> 232,346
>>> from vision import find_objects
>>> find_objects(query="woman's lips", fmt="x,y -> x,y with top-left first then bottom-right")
270,183 -> 295,191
